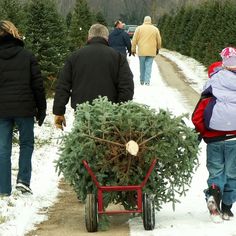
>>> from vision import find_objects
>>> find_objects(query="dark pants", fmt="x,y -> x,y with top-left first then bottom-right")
0,117 -> 34,195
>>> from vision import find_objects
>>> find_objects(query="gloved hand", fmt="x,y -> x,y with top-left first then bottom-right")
197,133 -> 203,144
128,52 -> 132,57
54,115 -> 66,130
36,109 -> 46,126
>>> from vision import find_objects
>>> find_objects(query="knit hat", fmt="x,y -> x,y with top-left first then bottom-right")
143,16 -> 152,23
220,47 -> 236,70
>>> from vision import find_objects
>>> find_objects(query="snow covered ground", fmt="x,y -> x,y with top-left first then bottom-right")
129,52 -> 236,236
0,50 -> 235,236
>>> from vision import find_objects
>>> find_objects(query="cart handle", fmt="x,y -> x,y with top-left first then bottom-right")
140,159 -> 157,188
82,159 -> 157,188
82,160 -> 101,188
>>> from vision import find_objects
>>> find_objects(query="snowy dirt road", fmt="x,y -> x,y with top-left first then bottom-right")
156,54 -> 199,110
26,54 -> 200,236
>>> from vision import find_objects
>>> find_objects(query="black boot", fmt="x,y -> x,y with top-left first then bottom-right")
206,184 -> 222,217
221,202 -> 234,220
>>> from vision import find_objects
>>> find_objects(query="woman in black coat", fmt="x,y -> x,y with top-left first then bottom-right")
0,20 -> 46,196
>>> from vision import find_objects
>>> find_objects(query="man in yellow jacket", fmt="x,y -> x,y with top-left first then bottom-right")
131,16 -> 162,85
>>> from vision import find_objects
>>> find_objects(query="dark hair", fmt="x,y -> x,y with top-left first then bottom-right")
114,20 -> 121,27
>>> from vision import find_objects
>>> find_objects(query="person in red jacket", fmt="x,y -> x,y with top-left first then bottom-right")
192,57 -> 236,221
192,61 -> 236,143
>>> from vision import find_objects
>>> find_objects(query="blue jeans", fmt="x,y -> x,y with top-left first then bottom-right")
206,140 -> 236,205
139,56 -> 154,84
0,117 -> 34,195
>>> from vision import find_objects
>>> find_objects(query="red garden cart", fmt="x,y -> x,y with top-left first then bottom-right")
82,159 -> 157,232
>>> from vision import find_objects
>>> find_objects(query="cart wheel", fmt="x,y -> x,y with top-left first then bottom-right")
142,193 -> 155,230
85,193 -> 98,232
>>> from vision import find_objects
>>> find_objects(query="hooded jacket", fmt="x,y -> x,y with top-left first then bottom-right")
203,69 -> 236,131
108,28 -> 131,55
0,35 -> 46,117
53,37 -> 134,115
192,95 -> 236,143
192,62 -> 236,143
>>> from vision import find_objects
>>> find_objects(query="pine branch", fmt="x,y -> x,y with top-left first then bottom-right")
136,123 -> 160,143
108,152 -> 124,163
83,134 -> 125,147
139,131 -> 163,146
113,125 -> 127,143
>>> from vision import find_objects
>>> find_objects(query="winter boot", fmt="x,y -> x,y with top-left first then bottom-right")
221,202 -> 234,220
205,184 -> 222,222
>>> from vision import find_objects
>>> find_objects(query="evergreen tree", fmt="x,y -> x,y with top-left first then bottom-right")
157,13 -> 167,29
220,0 -> 236,48
169,7 -> 186,51
153,0 -> 236,66
203,1 -> 225,65
190,1 -> 220,64
68,0 -> 92,51
0,0 -> 25,32
95,11 -> 107,26
182,6 -> 205,56
163,15 -> 175,50
66,11 -> 73,29
175,6 -> 194,55
25,0 -> 68,94
0,0 -> 6,19
158,13 -> 172,48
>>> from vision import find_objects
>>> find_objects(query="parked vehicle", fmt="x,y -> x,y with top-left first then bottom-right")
124,25 -> 137,38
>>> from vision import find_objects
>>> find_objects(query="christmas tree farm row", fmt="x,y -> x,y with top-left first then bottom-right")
158,0 -> 236,66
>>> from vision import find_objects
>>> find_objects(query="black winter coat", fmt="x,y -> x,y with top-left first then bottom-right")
0,36 -> 46,117
108,28 -> 131,55
53,37 -> 134,115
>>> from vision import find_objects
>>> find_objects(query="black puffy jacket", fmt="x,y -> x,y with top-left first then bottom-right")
53,37 -> 134,115
0,36 -> 46,117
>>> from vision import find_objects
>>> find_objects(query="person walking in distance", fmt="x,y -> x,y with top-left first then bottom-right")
108,20 -> 131,56
131,16 -> 161,85
53,23 -> 134,130
0,20 -> 46,196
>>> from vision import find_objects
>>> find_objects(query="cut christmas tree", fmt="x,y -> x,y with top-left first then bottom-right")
56,97 -> 199,210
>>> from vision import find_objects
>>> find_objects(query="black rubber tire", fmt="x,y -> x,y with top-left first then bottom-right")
85,193 -> 98,232
142,193 -> 155,230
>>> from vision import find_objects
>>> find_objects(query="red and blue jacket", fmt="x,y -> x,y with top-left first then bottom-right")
192,61 -> 236,143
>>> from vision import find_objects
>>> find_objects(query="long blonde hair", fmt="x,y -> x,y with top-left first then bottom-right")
0,20 -> 22,41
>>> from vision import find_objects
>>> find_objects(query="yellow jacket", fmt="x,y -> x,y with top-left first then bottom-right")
131,22 -> 162,57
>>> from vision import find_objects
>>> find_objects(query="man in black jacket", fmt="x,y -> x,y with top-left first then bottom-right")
53,23 -> 134,130
0,20 -> 46,196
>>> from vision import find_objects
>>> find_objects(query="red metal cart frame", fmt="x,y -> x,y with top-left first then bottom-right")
82,159 -> 157,215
